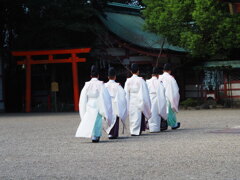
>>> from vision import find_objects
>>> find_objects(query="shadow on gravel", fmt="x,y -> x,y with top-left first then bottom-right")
81,140 -> 115,144
140,132 -> 170,136
117,136 -> 131,140
209,128 -> 240,134
140,128 -> 203,136
81,136 -> 131,144
77,128 -> 205,144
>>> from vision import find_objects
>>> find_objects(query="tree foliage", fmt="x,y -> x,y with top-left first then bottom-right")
142,0 -> 240,59
0,0 -> 106,50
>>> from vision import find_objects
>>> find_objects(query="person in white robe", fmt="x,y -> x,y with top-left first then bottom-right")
158,63 -> 180,130
146,67 -> 167,133
124,64 -> 151,136
75,65 -> 113,143
105,67 -> 127,139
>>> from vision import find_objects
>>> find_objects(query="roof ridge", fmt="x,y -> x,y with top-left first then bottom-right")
107,2 -> 143,10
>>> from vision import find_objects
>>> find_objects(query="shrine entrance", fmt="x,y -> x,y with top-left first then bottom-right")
12,48 -> 91,112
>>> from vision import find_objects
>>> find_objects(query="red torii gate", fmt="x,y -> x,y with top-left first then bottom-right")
12,48 -> 91,112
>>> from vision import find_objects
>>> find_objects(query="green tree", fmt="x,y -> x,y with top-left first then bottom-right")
142,0 -> 240,59
0,0 -> 106,51
13,0 -> 106,50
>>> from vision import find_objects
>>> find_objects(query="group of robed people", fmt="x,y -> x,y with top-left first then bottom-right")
75,63 -> 181,143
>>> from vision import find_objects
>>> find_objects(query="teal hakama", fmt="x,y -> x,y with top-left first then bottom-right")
167,103 -> 177,128
92,113 -> 103,138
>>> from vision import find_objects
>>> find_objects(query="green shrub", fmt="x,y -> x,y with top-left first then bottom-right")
180,98 -> 198,108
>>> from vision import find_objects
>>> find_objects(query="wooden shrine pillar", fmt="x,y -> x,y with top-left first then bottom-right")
26,55 -> 32,112
72,53 -> 80,112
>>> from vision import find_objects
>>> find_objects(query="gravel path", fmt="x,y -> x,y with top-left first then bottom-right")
0,109 -> 240,180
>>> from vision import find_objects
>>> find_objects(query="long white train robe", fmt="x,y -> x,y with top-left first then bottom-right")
146,76 -> 167,132
75,78 -> 113,138
124,74 -> 151,135
159,72 -> 180,127
105,80 -> 127,134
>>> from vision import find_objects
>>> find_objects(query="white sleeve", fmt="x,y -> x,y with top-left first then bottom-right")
124,79 -> 130,112
98,84 -> 113,126
116,85 -> 128,124
140,79 -> 151,119
156,81 -> 167,120
166,78 -> 180,112
79,83 -> 88,120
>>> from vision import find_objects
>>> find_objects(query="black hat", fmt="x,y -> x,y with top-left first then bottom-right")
108,67 -> 116,77
163,63 -> 172,71
131,63 -> 139,73
152,67 -> 160,75
91,65 -> 99,77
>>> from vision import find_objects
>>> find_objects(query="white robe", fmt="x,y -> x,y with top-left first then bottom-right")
158,72 -> 180,113
124,74 -> 151,135
105,80 -> 127,134
75,78 -> 113,138
146,76 -> 167,132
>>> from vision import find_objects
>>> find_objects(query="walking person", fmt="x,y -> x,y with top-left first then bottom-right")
146,67 -> 167,133
124,64 -> 151,136
105,67 -> 127,139
75,65 -> 113,143
159,63 -> 180,130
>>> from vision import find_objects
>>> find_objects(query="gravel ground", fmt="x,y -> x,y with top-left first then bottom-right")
0,109 -> 240,180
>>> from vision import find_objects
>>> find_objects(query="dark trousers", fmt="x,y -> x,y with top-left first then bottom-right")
109,117 -> 119,137
140,113 -> 146,135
